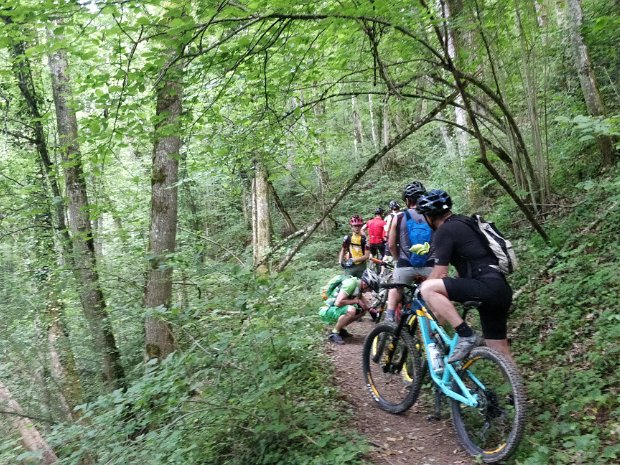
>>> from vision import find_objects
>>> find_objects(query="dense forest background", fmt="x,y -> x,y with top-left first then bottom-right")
0,0 -> 618,464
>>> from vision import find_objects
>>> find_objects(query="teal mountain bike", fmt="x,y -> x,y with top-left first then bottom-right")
362,282 -> 526,464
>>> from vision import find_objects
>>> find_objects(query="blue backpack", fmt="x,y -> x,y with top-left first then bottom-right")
403,210 -> 432,267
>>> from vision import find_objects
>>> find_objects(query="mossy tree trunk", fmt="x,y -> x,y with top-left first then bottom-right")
252,159 -> 272,273
48,26 -> 125,390
566,0 -> 616,166
144,53 -> 183,362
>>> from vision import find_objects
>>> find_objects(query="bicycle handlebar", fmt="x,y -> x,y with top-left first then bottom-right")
369,257 -> 394,269
379,282 -> 418,291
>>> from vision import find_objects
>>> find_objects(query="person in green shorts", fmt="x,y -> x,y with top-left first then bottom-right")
320,269 -> 380,345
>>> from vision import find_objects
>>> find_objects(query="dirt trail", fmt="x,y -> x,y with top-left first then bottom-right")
327,318 -> 475,465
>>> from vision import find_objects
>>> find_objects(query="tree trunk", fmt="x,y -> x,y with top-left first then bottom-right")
438,115 -> 457,160
4,17 -> 71,258
0,381 -> 58,465
241,175 -> 252,230
48,27 -> 125,389
444,0 -> 470,159
252,159 -> 271,273
6,20 -> 84,412
47,301 -> 82,419
144,52 -> 183,362
269,182 -> 297,236
566,0 -> 616,166
304,92 -> 331,233
351,95 -> 364,158
380,96 -> 398,171
368,94 -> 379,151
314,157 -> 331,233
516,1 -> 550,206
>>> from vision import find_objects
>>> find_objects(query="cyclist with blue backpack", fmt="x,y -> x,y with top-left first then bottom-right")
385,182 -> 434,322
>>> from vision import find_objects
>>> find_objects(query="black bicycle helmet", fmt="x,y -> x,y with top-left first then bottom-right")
388,200 -> 400,211
402,181 -> 426,202
374,207 -> 385,216
361,269 -> 380,292
416,189 -> 452,217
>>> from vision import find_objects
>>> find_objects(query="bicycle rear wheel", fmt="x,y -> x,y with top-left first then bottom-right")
450,347 -> 527,463
362,324 -> 423,414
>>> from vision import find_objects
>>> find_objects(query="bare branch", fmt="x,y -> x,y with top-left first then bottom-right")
276,91 -> 458,271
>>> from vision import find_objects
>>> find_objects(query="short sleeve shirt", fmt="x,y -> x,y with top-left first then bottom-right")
366,217 -> 387,244
433,214 -> 496,277
340,277 -> 361,297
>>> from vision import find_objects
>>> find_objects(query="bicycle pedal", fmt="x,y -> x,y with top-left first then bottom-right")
426,414 -> 441,422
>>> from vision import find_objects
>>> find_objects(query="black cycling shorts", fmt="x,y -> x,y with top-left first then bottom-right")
369,243 -> 384,258
442,275 -> 512,340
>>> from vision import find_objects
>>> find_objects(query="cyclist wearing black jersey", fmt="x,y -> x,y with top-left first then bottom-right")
417,190 -> 513,362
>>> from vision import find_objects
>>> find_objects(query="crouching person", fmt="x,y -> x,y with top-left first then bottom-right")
319,269 -> 380,345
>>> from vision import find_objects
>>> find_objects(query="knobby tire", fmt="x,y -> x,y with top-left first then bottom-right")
362,323 -> 423,414
450,346 -> 527,463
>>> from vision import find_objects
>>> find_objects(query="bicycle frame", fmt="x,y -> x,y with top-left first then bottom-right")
384,284 -> 482,408
409,298 -> 480,407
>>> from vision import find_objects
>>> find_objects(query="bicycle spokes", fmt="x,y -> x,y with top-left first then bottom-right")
362,324 -> 424,414
451,347 -> 526,463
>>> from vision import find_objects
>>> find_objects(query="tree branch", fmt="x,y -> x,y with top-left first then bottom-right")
276,91 -> 458,271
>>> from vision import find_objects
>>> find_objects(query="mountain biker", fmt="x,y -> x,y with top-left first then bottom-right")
326,269 -> 380,345
339,215 -> 370,278
385,182 -> 434,322
383,200 -> 401,258
361,207 -> 387,260
416,189 -> 514,362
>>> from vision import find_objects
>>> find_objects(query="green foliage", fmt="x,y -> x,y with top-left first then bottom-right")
47,267 -> 367,465
0,0 -> 619,463
510,169 -> 620,464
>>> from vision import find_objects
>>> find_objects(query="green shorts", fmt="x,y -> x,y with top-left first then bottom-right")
319,304 -> 358,324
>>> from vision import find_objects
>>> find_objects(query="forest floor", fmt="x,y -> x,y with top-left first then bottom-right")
327,318 -> 475,465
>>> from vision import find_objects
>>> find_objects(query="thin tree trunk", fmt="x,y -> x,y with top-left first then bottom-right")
252,159 -> 271,273
303,92 -> 331,233
380,96 -> 397,171
351,95 -> 364,158
4,17 -> 71,257
368,94 -> 379,151
566,0 -> 616,165
0,381 -> 58,465
444,0 -> 470,159
47,301 -> 82,420
516,1 -> 549,206
241,175 -> 251,229
48,26 -> 125,389
314,157 -> 330,233
269,182 -> 296,236
438,115 -> 457,159
144,52 -> 183,362
430,26 -> 549,241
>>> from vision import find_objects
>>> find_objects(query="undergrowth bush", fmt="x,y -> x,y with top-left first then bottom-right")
47,267 -> 367,465
510,168 -> 620,465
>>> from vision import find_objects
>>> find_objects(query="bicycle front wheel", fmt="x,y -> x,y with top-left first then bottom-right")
362,324 -> 423,414
451,347 -> 527,463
